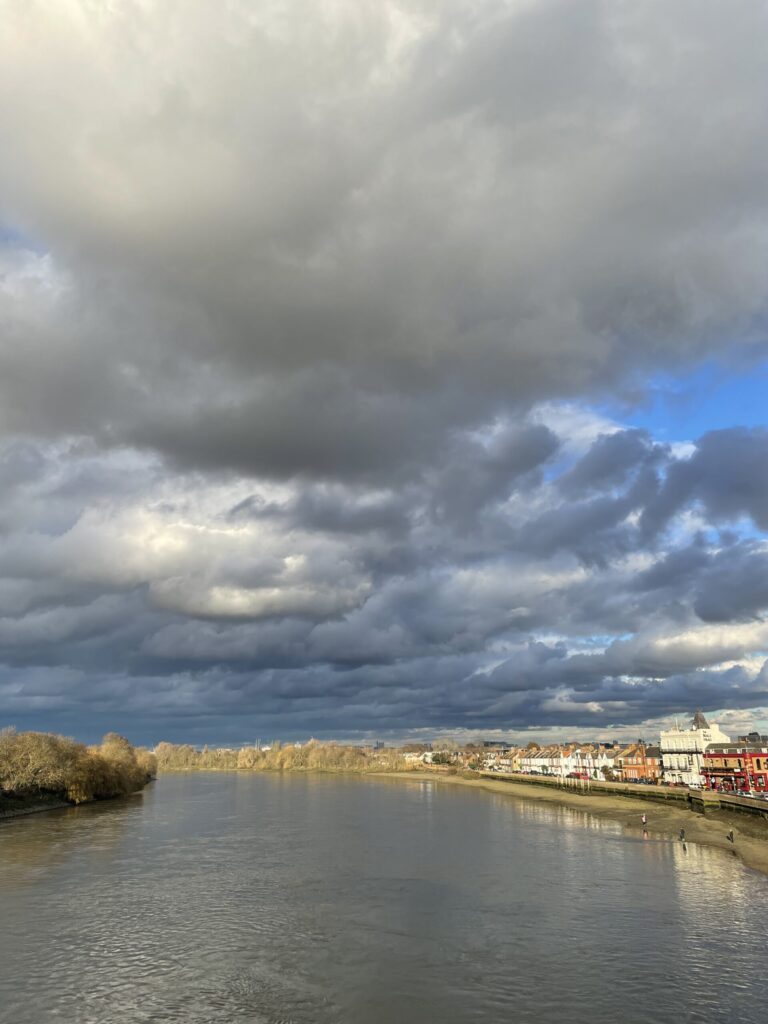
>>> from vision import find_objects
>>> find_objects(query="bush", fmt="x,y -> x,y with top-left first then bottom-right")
0,728 -> 155,804
155,739 -> 407,774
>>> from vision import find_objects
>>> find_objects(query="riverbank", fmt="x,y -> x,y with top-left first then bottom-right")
0,730 -> 157,818
0,786 -> 156,822
376,771 -> 768,876
0,793 -> 72,821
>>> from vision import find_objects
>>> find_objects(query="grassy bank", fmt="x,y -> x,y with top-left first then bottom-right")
0,730 -> 156,815
377,770 -> 768,876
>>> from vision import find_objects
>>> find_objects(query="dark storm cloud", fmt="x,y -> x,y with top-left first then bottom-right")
642,428 -> 768,537
2,1 -> 768,481
1,1 -> 768,742
427,423 -> 559,529
558,429 -> 661,498
2,420 -> 768,742
515,482 -> 642,566
632,542 -> 712,594
692,544 -> 768,624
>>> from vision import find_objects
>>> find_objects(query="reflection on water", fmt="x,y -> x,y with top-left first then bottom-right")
1,772 -> 767,1024
0,797 -> 140,885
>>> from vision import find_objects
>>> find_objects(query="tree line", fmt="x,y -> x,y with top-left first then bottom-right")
154,739 -> 407,773
0,729 -> 157,806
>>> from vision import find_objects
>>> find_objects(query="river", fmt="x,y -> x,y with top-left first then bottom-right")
1,772 -> 766,1023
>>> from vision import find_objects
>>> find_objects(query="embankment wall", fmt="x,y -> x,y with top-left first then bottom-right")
475,771 -> 768,820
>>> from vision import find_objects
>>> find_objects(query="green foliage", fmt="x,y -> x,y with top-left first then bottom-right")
430,752 -> 454,765
0,728 -> 156,805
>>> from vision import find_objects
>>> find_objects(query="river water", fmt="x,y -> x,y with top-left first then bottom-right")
1,772 -> 766,1024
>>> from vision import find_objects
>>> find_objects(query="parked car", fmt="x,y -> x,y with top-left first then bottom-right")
566,772 -> 590,780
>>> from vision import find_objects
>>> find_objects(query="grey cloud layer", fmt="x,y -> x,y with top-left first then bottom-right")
2,1 -> 768,479
1,1 -> 768,740
1,423 -> 768,742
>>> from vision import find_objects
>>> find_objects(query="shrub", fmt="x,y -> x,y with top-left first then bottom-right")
0,728 -> 155,804
155,739 -> 407,774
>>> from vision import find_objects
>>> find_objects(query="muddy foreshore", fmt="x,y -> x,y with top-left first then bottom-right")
375,771 -> 768,876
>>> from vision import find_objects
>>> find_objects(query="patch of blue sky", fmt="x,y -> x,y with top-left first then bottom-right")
601,358 -> 768,443
583,634 -> 631,648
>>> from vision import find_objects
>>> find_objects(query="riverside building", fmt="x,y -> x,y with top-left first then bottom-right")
660,711 -> 729,787
702,740 -> 768,793
620,742 -> 661,783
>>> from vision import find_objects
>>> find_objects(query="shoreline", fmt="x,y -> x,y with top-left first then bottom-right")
0,797 -> 73,821
0,782 -> 155,823
374,771 -> 768,876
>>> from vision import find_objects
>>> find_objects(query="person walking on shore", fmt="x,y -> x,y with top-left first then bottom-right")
641,813 -> 647,828
679,827 -> 686,843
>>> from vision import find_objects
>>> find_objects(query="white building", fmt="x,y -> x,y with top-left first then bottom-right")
520,747 -> 551,774
660,711 -> 729,787
520,745 -> 573,776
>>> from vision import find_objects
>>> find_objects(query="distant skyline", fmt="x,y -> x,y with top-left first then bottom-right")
1,1 -> 768,747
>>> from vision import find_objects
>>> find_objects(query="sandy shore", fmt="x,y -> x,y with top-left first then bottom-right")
374,771 -> 768,877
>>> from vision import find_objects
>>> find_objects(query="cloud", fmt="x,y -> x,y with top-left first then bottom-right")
2,1 -> 768,478
0,418 -> 766,742
1,1 -> 768,741
558,429 -> 661,498
642,428 -> 768,536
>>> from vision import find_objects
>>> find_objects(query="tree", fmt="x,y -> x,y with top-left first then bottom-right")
431,752 -> 453,765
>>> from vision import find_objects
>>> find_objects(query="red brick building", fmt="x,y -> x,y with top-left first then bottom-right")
620,743 -> 661,783
702,742 -> 768,792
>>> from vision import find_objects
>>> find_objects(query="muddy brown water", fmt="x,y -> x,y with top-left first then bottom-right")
1,772 -> 766,1023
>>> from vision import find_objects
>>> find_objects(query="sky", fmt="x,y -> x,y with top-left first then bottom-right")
1,0 -> 768,747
